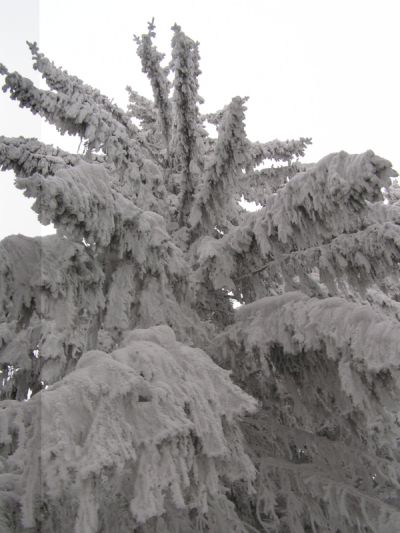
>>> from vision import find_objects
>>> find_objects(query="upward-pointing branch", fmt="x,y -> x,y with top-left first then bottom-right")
134,20 -> 172,151
0,63 -> 149,175
27,41 -> 136,133
190,96 -> 250,232
169,24 -> 205,221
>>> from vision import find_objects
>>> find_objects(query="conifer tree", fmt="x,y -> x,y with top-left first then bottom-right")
0,22 -> 399,532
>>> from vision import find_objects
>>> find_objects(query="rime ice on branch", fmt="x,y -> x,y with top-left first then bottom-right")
6,326 -> 256,532
0,21 -> 399,533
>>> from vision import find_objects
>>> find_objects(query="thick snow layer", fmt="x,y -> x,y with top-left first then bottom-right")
1,25 -> 399,532
0,234 -> 105,392
135,22 -> 172,148
248,138 -> 312,165
232,291 -> 400,374
190,97 -> 250,230
28,41 -> 133,131
215,291 -> 400,532
0,61 -> 145,173
14,161 -> 185,275
197,150 -> 399,297
0,136 -> 80,178
1,325 -> 257,531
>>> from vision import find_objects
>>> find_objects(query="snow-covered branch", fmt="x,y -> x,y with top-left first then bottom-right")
196,151 -> 397,296
1,325 -> 257,531
248,137 -> 312,166
0,234 -> 105,397
225,291 -> 400,374
1,22 -> 399,532
214,291 -> 400,531
0,64 -> 148,174
14,161 -> 183,272
190,96 -> 250,231
0,136 -> 80,177
27,41 -> 135,131
253,150 -> 396,250
169,25 -> 205,219
239,163 -> 302,205
239,222 -> 400,295
134,20 -> 172,149
126,86 -> 158,126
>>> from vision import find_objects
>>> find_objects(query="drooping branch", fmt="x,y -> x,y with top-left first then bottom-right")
238,163 -> 303,205
3,325 -> 257,531
237,222 -> 400,294
241,409 -> 400,533
195,151 -> 397,297
254,150 -> 395,251
0,234 -> 104,322
15,161 -> 132,245
254,150 -> 397,250
14,161 -> 182,273
384,178 -> 400,206
368,201 -> 400,226
1,23 -> 399,533
0,234 -> 105,398
214,289 -> 400,532
217,291 -> 400,407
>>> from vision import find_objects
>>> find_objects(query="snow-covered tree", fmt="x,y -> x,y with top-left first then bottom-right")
0,22 -> 399,532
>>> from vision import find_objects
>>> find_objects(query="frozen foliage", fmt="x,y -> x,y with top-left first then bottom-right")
190,96 -> 250,231
1,21 -> 399,533
248,137 -> 312,165
0,234 -> 104,397
0,136 -> 81,177
213,293 -> 400,532
27,41 -> 131,129
127,87 -> 158,131
169,24 -> 206,224
134,21 -> 172,149
1,326 -> 257,532
196,150 -> 399,301
0,57 -> 148,179
239,162 -> 304,206
223,291 -> 400,374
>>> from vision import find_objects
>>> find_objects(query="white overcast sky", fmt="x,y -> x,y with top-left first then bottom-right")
1,0 -> 399,240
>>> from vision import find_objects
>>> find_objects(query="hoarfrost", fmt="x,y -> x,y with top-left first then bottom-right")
1,23 -> 399,533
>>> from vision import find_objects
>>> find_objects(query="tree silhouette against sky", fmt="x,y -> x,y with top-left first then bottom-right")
0,21 -> 399,533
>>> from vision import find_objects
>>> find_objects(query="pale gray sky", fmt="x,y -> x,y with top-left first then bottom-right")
1,0 -> 399,239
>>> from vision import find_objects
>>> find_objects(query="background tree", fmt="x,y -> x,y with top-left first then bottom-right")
0,22 -> 399,532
